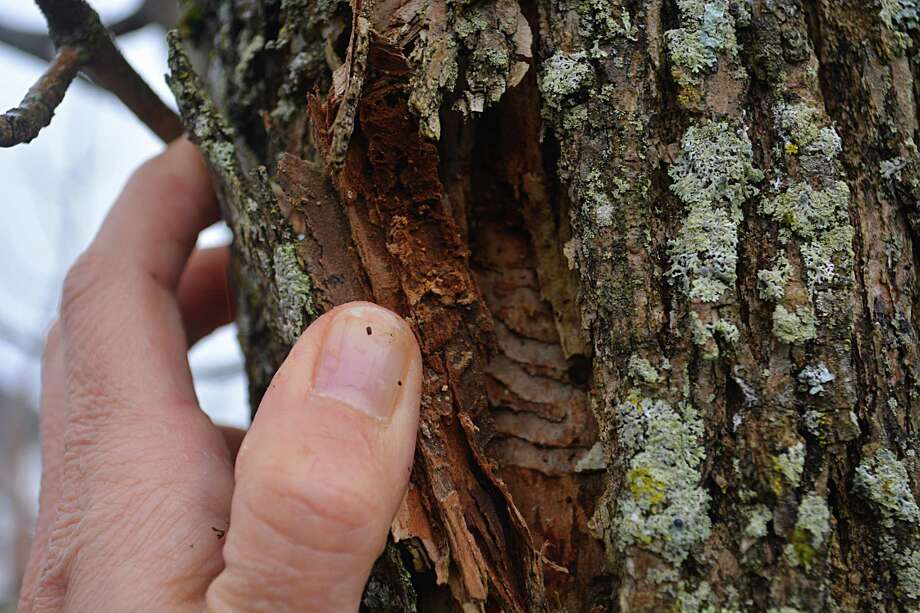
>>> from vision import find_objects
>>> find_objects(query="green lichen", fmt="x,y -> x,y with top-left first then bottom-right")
881,0 -> 920,31
539,50 -> 594,114
666,0 -> 741,88
772,442 -> 806,494
745,504 -> 772,539
690,313 -> 740,360
854,447 -> 920,529
409,0 -> 529,138
408,34 -> 459,140
895,548 -> 920,600
453,0 -> 529,114
711,318 -> 740,345
765,103 -> 854,298
273,243 -> 317,344
762,181 -> 850,242
772,304 -> 817,345
757,254 -> 792,302
628,354 -> 661,384
615,393 -> 711,565
854,447 -> 920,605
676,580 -> 717,613
668,121 -> 763,302
784,493 -> 830,568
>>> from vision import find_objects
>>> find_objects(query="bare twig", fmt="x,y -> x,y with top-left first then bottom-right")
0,23 -> 53,62
0,0 -> 177,63
0,45 -> 84,146
0,0 -> 183,147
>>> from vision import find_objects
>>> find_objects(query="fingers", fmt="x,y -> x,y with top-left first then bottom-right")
219,425 -> 246,463
28,139 -> 236,611
91,137 -> 219,290
18,325 -> 67,609
206,302 -> 421,612
177,246 -> 234,345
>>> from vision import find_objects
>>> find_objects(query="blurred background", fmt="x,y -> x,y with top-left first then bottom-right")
0,2 -> 250,609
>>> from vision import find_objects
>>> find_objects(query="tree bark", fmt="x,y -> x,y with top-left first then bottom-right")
167,0 -> 920,610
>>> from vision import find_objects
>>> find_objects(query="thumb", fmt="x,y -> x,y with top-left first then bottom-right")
206,302 -> 421,612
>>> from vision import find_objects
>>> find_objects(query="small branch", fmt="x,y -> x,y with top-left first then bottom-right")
0,23 -> 54,62
38,0 -> 183,143
0,46 -> 85,146
1,0 -> 183,146
0,0 -> 176,63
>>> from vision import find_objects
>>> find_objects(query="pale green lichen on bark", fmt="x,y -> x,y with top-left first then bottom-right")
612,393 -> 711,566
854,447 -> 920,605
774,442 -> 805,487
744,504 -> 772,539
762,101 -> 854,335
757,254 -> 792,302
668,120 -> 763,303
665,0 -> 747,91
784,493 -> 831,568
881,0 -> 919,31
273,243 -> 318,344
772,304 -> 817,345
628,354 -> 661,384
690,311 -> 739,360
854,447 -> 920,528
539,50 -> 594,113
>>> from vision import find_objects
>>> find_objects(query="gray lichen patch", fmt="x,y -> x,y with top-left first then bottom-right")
758,254 -> 792,302
690,312 -> 740,360
539,50 -> 594,116
784,493 -> 831,568
612,393 -> 711,565
628,354 -> 662,384
772,304 -> 817,345
854,447 -> 920,529
764,102 -> 854,298
745,504 -> 772,539
774,442 -> 806,491
797,363 -> 835,395
854,447 -> 920,605
273,243 -> 317,344
408,33 -> 458,141
761,181 -> 851,243
665,0 -> 746,91
881,0 -> 919,32
668,121 -> 763,303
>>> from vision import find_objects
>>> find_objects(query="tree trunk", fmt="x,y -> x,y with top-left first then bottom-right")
167,0 -> 920,610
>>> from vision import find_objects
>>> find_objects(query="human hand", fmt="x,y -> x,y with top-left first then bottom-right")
17,139 -> 422,612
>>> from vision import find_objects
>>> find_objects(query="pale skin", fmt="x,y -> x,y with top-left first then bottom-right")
17,138 -> 422,612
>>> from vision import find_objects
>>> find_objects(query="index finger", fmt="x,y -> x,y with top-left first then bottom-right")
90,137 -> 219,289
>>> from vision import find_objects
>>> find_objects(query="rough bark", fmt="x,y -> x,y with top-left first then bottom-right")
167,0 -> 920,610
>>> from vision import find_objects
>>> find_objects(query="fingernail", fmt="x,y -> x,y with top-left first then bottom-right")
312,305 -> 413,420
